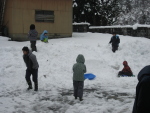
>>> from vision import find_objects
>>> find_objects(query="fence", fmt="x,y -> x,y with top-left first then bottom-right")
73,23 -> 90,32
89,25 -> 150,38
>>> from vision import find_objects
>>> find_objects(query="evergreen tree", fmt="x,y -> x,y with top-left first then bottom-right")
99,0 -> 121,26
73,0 -> 121,26
117,0 -> 150,25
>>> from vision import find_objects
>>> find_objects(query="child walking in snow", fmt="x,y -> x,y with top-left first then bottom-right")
22,47 -> 39,91
109,32 -> 120,53
72,54 -> 86,101
118,61 -> 133,77
28,24 -> 38,52
40,30 -> 48,43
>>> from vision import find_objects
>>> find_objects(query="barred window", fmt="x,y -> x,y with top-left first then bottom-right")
35,10 -> 54,23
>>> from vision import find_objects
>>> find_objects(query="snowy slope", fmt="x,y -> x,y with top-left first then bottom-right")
0,33 -> 150,113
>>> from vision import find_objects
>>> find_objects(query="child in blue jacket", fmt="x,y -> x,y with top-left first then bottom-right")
40,30 -> 48,43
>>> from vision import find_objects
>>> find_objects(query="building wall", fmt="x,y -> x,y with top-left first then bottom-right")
4,0 -> 72,41
3,0 -> 13,36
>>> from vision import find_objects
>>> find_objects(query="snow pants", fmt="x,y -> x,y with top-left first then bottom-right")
25,69 -> 38,89
118,71 -> 132,77
73,80 -> 84,98
30,41 -> 37,52
112,45 -> 118,53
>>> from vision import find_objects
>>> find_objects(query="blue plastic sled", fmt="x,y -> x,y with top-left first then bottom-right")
84,73 -> 96,80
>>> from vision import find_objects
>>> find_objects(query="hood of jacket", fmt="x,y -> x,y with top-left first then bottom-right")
76,54 -> 85,64
28,50 -> 32,56
40,30 -> 48,40
138,65 -> 150,81
42,30 -> 48,34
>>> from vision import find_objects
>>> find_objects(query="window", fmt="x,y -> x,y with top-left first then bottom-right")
35,10 -> 54,23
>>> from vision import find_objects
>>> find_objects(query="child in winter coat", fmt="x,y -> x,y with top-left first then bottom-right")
109,32 -> 120,53
28,24 -> 38,52
73,54 -> 86,101
40,30 -> 48,43
118,61 -> 133,77
22,46 -> 39,91
133,65 -> 150,113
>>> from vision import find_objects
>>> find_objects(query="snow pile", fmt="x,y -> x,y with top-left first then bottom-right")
132,23 -> 139,30
132,24 -> 150,29
72,2 -> 78,7
90,25 -> 132,29
0,33 -> 150,113
90,24 -> 150,29
73,22 -> 90,26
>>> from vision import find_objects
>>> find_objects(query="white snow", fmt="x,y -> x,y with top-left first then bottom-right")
90,24 -> 150,29
72,2 -> 78,7
132,23 -> 150,29
0,33 -> 150,113
133,23 -> 139,30
90,25 -> 133,29
73,22 -> 90,26
81,11 -> 85,15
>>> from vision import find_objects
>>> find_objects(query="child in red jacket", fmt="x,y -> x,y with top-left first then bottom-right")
118,61 -> 133,77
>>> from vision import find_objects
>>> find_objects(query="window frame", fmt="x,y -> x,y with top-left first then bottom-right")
35,10 -> 55,23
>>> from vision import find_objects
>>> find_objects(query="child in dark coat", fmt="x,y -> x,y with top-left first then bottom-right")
73,54 -> 86,101
22,47 -> 39,91
28,24 -> 38,52
118,61 -> 133,77
133,65 -> 150,113
109,32 -> 120,53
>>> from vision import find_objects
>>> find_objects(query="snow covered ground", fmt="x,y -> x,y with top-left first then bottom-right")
0,33 -> 150,113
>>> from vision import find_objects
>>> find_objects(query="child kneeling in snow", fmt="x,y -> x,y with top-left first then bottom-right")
40,30 -> 48,43
73,54 -> 86,101
118,61 -> 133,77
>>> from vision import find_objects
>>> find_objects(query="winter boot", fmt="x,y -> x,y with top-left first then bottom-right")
34,82 -> 38,91
75,97 -> 77,100
27,85 -> 32,90
79,97 -> 83,101
26,80 -> 32,90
